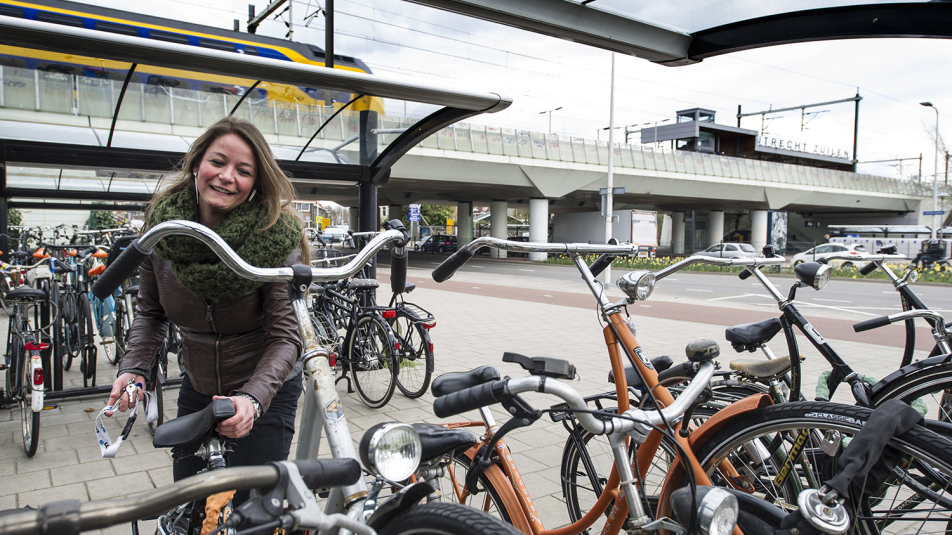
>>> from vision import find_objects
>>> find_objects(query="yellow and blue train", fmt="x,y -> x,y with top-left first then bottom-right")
0,0 -> 382,112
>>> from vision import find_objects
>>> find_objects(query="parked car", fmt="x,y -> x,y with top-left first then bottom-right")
690,242 -> 759,259
415,234 -> 457,253
322,225 -> 349,243
791,243 -> 868,268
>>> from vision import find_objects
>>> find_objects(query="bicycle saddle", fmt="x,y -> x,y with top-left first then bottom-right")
124,285 -> 139,295
5,288 -> 47,301
153,398 -> 236,449
432,365 -> 500,397
412,423 -> 477,463
685,339 -> 720,362
348,279 -> 379,289
725,318 -> 783,351
730,356 -> 794,379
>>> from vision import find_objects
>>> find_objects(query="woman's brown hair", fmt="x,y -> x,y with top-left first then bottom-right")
148,116 -> 310,259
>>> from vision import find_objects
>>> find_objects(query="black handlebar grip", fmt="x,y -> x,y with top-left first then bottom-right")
853,316 -> 893,332
433,380 -> 506,418
589,254 -> 616,278
91,240 -> 149,300
859,262 -> 878,276
79,246 -> 98,259
390,247 -> 408,295
293,458 -> 361,489
738,269 -> 753,280
657,361 -> 699,384
432,247 -> 476,283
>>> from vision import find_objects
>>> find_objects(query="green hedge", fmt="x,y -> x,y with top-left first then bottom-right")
543,255 -> 949,283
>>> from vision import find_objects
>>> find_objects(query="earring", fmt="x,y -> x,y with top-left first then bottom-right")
247,190 -> 257,202
194,175 -> 199,204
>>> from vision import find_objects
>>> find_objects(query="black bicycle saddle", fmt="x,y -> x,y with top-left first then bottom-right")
153,398 -> 236,449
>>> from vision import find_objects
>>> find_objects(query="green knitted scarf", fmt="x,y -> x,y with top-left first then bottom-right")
146,186 -> 302,302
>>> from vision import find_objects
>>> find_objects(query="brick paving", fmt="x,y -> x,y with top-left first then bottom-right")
0,259 -> 933,534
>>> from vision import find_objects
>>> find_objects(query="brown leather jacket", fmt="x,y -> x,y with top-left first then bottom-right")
119,250 -> 303,413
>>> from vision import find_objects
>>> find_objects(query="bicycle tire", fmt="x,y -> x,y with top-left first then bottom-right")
5,310 -> 19,398
19,346 -> 40,457
377,502 -> 523,535
77,293 -> 96,384
390,308 -> 433,398
346,314 -> 397,408
693,401 -> 952,535
49,281 -> 62,390
113,298 -> 128,366
61,290 -> 77,371
432,449 -> 516,525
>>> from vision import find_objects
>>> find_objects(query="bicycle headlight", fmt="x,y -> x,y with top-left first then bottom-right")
671,486 -> 738,535
359,422 -> 421,482
794,262 -> 833,290
618,271 -> 656,301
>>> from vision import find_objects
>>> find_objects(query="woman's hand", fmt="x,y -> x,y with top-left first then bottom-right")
105,372 -> 146,416
214,395 -> 256,438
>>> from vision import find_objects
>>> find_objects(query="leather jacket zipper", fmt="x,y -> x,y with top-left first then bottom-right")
203,298 -> 223,394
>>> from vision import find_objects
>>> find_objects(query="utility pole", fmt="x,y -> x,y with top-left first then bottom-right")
325,0 -> 334,68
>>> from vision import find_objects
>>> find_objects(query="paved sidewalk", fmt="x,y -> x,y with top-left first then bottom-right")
0,264 -> 932,534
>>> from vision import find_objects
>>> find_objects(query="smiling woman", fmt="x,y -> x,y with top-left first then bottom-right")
104,116 -> 312,506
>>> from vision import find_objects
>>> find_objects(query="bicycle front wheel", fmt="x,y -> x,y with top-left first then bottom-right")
77,293 -> 96,384
693,402 -> 952,535
390,309 -> 433,398
61,291 -> 78,371
377,503 -> 523,535
346,314 -> 397,408
19,348 -> 40,457
113,298 -> 128,366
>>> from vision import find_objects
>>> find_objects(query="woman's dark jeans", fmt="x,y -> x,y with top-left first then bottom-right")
171,372 -> 303,505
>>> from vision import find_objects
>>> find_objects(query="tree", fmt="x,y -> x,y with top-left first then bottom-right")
87,211 -> 119,230
395,205 -> 457,229
8,208 -> 21,227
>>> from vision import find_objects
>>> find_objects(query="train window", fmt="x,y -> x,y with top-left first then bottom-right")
243,46 -> 258,56
0,5 -> 24,17
199,39 -> 235,52
95,21 -> 139,37
36,11 -> 83,27
151,31 -> 189,45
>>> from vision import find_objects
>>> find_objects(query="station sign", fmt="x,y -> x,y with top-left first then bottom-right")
409,204 -> 421,222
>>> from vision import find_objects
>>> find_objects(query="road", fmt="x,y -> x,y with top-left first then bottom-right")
406,252 -> 952,318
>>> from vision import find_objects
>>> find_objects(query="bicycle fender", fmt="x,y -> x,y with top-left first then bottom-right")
457,445 -> 533,535
656,393 -> 773,525
366,482 -> 437,529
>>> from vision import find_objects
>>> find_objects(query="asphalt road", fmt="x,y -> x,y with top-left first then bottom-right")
406,252 -> 952,318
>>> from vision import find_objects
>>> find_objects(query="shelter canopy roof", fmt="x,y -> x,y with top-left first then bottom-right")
403,0 -> 952,65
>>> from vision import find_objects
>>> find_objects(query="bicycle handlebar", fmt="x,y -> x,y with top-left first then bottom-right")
0,459 -> 361,535
433,237 -> 638,282
655,255 -> 785,281
92,220 -> 409,300
434,361 -> 716,436
853,309 -> 949,336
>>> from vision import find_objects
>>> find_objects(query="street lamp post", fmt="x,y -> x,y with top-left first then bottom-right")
539,106 -> 562,134
922,102 -> 940,239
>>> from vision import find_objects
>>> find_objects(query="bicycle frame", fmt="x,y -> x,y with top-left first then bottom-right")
741,259 -> 952,407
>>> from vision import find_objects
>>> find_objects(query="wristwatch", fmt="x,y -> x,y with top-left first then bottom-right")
235,393 -> 262,421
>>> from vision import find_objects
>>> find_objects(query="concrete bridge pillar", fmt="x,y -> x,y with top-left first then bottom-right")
709,211 -> 725,246
528,198 -> 548,261
672,212 -> 685,255
751,210 -> 768,251
388,205 -> 403,223
457,202 -> 473,245
490,200 -> 508,259
348,208 -> 358,231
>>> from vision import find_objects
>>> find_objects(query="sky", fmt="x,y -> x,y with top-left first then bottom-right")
81,0 -> 952,180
